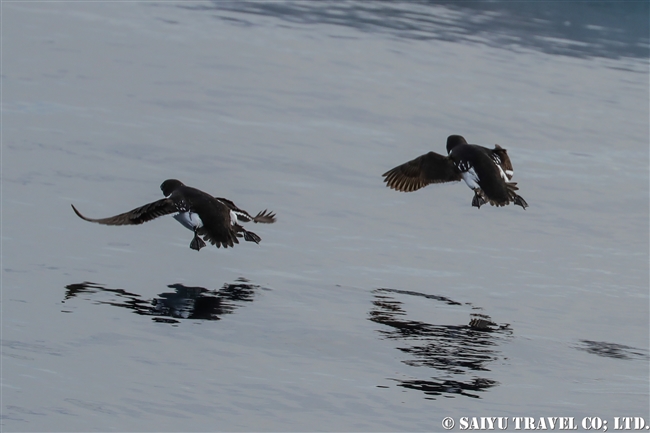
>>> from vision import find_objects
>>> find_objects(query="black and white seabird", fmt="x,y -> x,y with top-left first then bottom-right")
383,135 -> 528,209
71,179 -> 276,251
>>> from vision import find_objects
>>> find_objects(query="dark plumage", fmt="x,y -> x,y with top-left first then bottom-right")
383,135 -> 528,209
72,179 -> 276,251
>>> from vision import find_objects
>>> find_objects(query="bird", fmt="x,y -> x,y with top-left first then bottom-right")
382,135 -> 528,209
71,179 -> 276,251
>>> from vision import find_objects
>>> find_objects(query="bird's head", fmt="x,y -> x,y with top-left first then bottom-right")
160,179 -> 184,197
446,135 -> 468,154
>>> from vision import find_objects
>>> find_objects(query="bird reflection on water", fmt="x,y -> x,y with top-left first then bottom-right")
575,340 -> 649,361
63,278 -> 264,324
369,287 -> 512,400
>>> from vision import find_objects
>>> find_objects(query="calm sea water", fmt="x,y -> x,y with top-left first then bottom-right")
2,1 -> 648,431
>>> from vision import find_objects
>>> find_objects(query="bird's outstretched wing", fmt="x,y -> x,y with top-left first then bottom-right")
250,209 -> 276,223
71,199 -> 177,226
215,197 -> 277,223
383,151 -> 462,192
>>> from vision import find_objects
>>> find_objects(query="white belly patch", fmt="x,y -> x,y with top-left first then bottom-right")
461,168 -> 480,190
174,211 -> 203,231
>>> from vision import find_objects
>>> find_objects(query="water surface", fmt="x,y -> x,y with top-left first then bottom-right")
2,1 -> 648,431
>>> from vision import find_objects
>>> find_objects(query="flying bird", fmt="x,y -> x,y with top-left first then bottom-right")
71,179 -> 276,251
383,135 -> 528,209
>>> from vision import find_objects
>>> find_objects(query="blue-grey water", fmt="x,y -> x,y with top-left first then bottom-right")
2,1 -> 648,431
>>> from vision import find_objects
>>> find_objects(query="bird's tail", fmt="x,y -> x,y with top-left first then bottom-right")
506,183 -> 528,209
234,224 -> 262,244
472,183 -> 528,209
